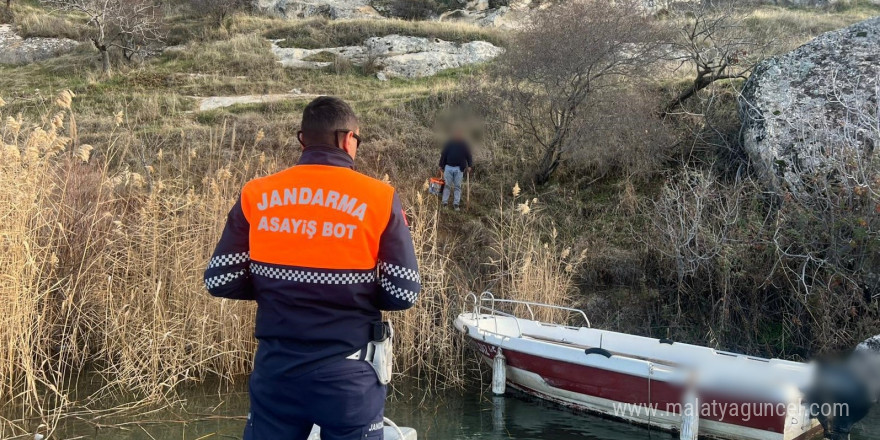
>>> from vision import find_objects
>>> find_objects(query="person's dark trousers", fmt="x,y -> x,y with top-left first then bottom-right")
244,358 -> 386,440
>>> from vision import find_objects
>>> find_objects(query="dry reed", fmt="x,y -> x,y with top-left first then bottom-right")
486,186 -> 589,326
0,92 -> 582,437
0,93 -> 265,437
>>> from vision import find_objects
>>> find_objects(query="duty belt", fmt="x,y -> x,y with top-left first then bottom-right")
346,343 -> 376,362
346,322 -> 390,363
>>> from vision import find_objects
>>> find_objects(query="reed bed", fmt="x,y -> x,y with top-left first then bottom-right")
392,192 -> 466,393
0,92 -> 582,437
485,185 -> 588,326
0,92 -> 267,438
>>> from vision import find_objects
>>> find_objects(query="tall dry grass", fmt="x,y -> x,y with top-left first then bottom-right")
392,192 -> 466,392
0,91 -> 583,436
485,184 -> 589,325
0,93 -> 264,437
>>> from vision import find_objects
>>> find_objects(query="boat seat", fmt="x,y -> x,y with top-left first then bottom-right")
521,333 -> 682,368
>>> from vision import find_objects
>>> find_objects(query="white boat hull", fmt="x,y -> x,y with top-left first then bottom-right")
455,306 -> 823,440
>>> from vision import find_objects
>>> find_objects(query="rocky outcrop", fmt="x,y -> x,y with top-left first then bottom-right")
256,0 -> 522,25
255,0 -> 878,22
271,34 -> 503,79
437,0 -> 531,27
739,16 -> 880,192
256,0 -> 382,19
194,90 -> 318,112
0,24 -> 79,65
254,0 -> 699,26
438,6 -> 525,28
858,335 -> 880,354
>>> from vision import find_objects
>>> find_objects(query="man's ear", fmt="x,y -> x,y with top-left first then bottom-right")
297,131 -> 306,148
342,131 -> 357,159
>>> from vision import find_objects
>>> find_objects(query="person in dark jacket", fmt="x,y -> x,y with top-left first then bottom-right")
438,132 -> 473,210
204,96 -> 421,440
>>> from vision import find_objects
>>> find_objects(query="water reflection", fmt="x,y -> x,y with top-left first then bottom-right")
54,380 -> 879,440
386,390 -> 655,440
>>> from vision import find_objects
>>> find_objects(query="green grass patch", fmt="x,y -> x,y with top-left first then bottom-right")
159,34 -> 285,80
195,109 -> 225,124
223,99 -> 309,116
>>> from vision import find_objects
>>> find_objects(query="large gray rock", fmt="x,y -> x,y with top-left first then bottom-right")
256,0 -> 382,19
368,35 -> 503,78
739,16 -> 880,192
438,5 -> 524,28
0,24 -> 79,65
257,0 -> 527,25
271,34 -> 503,79
858,335 -> 880,354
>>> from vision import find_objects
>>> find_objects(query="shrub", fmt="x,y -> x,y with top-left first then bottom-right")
496,0 -> 667,184
385,0 -> 447,19
566,87 -> 676,182
188,0 -> 250,26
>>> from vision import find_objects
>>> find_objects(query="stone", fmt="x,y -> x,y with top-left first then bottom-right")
271,34 -> 503,79
271,41 -> 366,69
438,5 -> 524,28
739,16 -> 880,192
466,0 -> 490,11
857,335 -> 880,354
0,24 -> 79,65
194,92 -> 318,112
255,0 -> 382,19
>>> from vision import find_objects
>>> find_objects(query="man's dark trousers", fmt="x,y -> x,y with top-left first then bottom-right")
244,358 -> 386,440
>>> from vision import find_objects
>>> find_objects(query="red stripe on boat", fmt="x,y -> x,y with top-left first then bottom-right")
473,340 -> 789,433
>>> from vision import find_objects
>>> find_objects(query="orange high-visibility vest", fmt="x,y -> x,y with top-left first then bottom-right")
240,164 -> 395,271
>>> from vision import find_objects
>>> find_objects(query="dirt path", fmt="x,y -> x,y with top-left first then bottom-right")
194,91 -> 319,112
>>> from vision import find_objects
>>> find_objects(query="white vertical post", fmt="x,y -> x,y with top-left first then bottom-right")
681,388 -> 699,440
492,349 -> 506,395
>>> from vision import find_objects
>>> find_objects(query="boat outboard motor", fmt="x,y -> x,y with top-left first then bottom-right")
807,335 -> 880,440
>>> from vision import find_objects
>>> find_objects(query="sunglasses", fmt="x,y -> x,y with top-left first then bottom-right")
297,130 -> 362,148
336,130 -> 362,148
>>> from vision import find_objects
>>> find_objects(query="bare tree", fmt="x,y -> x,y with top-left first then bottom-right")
497,0 -> 667,184
43,0 -> 164,75
663,2 -> 767,114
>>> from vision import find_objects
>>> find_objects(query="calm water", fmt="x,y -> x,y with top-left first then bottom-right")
54,380 -> 880,440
